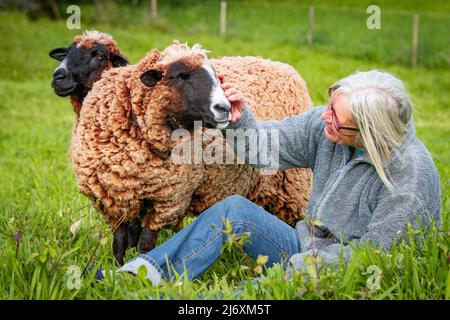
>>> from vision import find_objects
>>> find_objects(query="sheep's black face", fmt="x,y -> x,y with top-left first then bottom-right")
140,60 -> 232,129
49,43 -> 127,99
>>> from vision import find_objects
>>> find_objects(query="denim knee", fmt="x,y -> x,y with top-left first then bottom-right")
220,195 -> 261,221
222,195 -> 249,207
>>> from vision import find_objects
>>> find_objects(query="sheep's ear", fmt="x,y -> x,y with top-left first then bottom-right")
140,69 -> 163,87
49,48 -> 68,61
110,52 -> 128,67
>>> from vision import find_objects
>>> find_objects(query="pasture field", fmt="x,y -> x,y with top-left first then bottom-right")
0,1 -> 449,299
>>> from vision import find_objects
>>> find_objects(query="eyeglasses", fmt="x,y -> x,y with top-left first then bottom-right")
328,87 -> 359,132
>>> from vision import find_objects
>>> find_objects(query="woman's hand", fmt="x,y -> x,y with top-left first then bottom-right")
218,74 -> 245,123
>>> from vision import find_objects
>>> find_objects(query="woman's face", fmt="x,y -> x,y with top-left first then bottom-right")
321,92 -> 361,147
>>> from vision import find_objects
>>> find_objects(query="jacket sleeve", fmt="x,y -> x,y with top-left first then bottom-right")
287,193 -> 431,274
224,105 -> 325,170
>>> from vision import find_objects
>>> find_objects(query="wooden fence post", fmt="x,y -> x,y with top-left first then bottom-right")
95,0 -> 102,23
412,14 -> 420,68
307,5 -> 315,48
151,0 -> 158,20
49,0 -> 61,20
220,1 -> 227,37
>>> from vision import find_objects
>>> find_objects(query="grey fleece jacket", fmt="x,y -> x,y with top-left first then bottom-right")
227,105 -> 441,270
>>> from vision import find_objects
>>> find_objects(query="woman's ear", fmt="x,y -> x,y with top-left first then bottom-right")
140,69 -> 163,87
49,47 -> 68,61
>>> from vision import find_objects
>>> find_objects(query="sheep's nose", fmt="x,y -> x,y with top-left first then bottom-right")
212,102 -> 231,114
53,69 -> 67,80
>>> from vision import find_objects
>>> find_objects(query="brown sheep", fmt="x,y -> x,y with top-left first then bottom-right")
48,31 -> 144,249
72,41 -> 312,265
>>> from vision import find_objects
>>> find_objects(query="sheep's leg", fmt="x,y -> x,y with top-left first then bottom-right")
128,217 -> 142,249
112,222 -> 129,266
137,228 -> 158,253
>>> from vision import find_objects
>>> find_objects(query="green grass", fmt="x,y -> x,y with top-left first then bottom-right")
0,2 -> 449,299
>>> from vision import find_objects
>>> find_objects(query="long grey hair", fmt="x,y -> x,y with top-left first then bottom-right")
331,70 -> 413,191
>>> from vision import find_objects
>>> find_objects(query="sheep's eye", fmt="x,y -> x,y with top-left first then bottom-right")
178,72 -> 190,80
92,51 -> 104,61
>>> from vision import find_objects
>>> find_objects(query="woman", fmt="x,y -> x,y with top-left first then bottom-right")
99,70 -> 441,285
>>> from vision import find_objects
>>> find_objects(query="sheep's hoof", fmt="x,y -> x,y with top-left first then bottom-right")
128,218 -> 142,249
137,229 -> 157,253
113,222 -> 129,266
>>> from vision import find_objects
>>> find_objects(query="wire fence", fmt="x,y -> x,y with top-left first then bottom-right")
154,0 -> 450,69
10,0 -> 450,69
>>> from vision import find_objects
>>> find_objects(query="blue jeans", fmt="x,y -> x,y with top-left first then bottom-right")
130,195 -> 301,282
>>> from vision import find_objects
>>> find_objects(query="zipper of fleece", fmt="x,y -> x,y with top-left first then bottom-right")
314,158 -> 363,224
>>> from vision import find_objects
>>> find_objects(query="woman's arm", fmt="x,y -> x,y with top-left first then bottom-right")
221,81 -> 324,170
